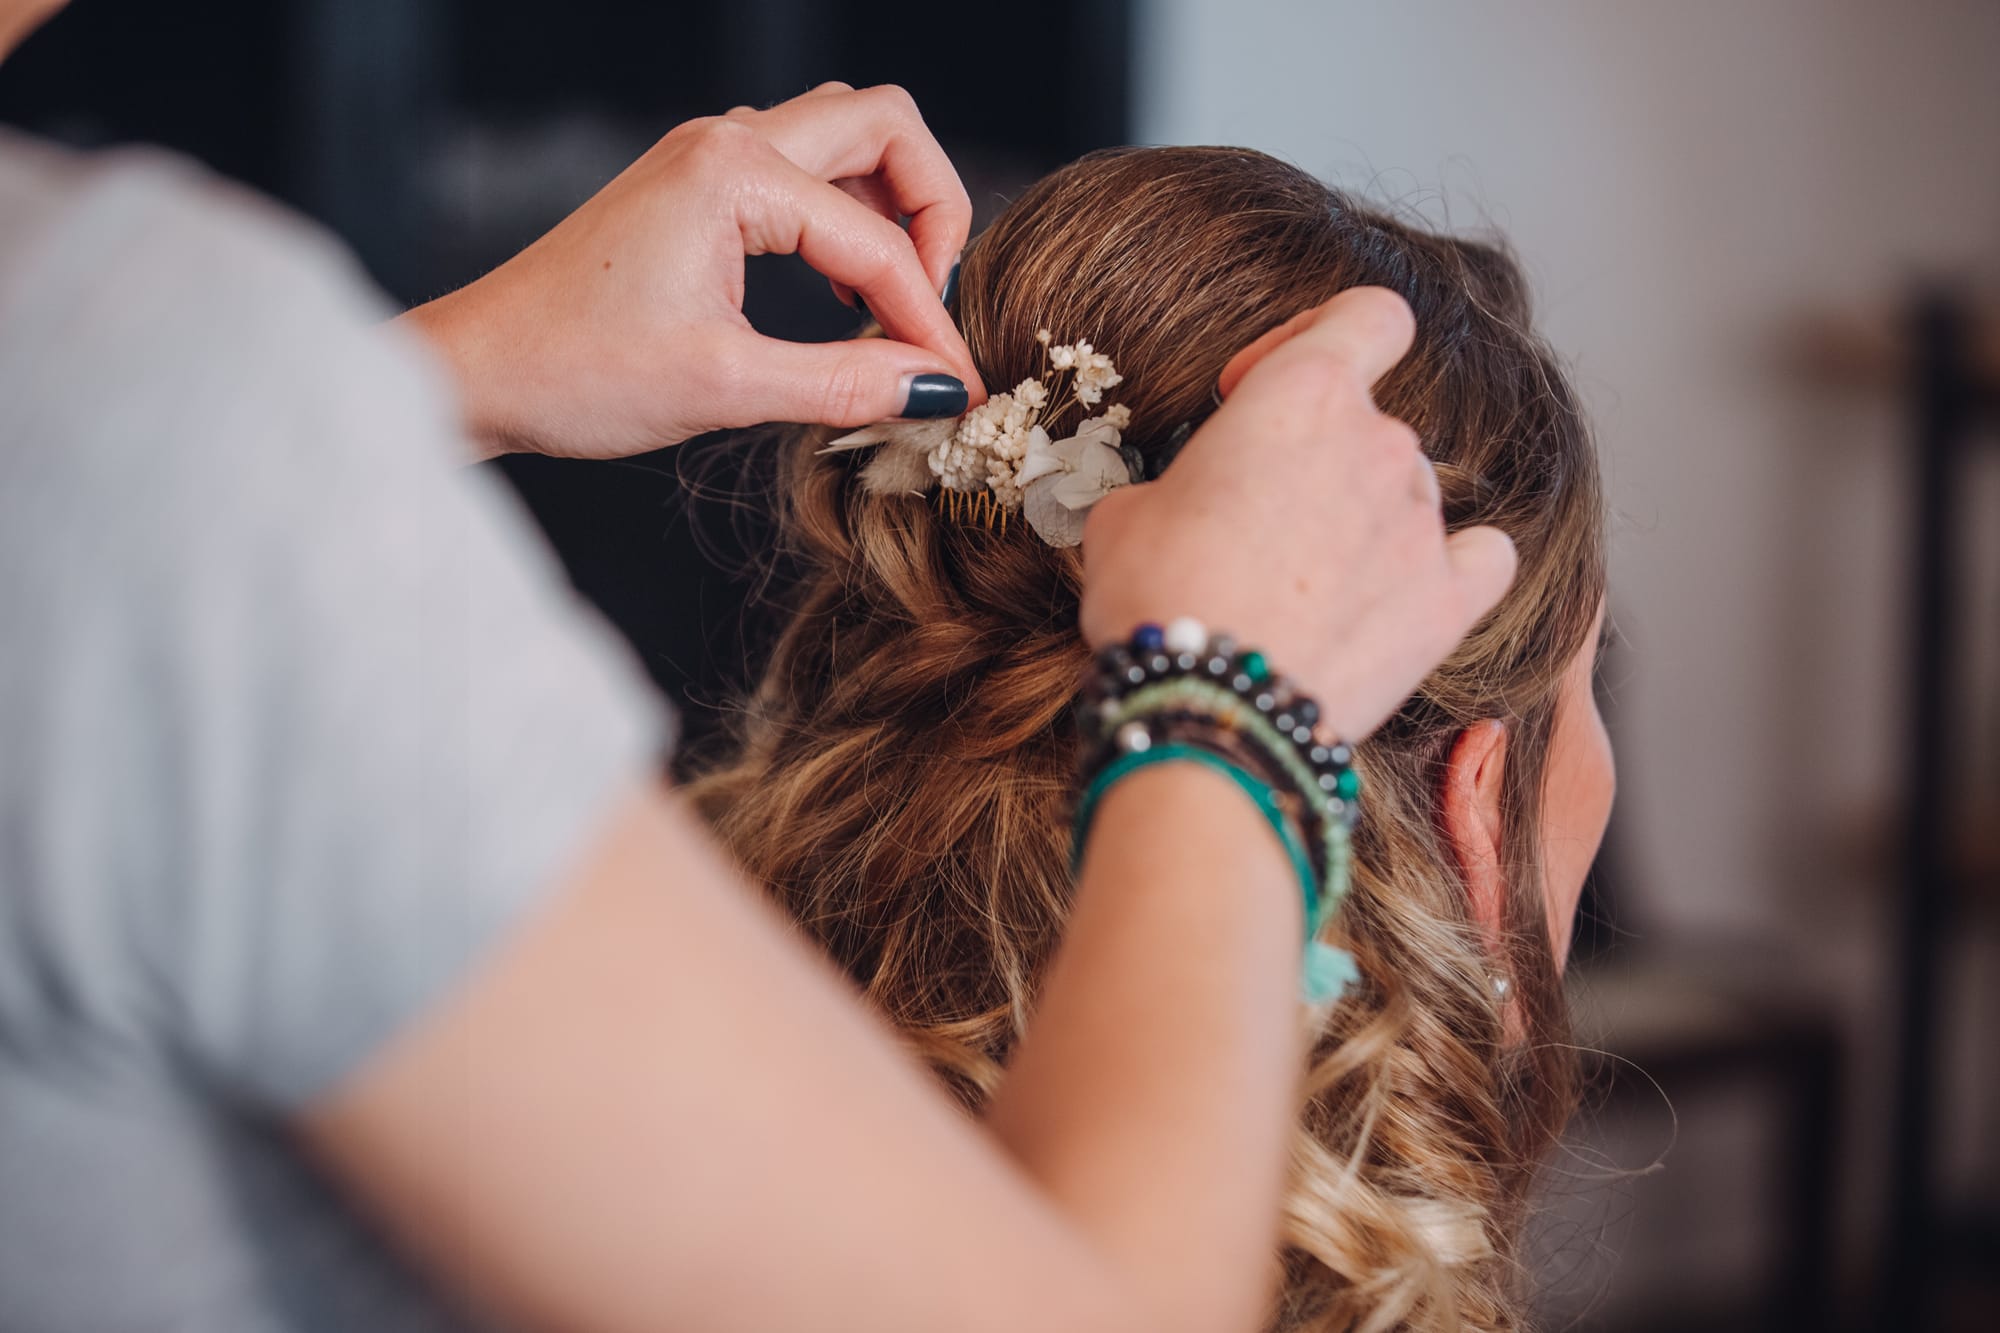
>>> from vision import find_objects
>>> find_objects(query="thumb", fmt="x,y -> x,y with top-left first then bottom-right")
724,330 -> 973,428
1442,524 -> 1519,631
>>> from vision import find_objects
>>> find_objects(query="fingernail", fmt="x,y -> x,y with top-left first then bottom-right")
854,293 -> 871,322
899,373 -> 968,419
940,258 -> 961,310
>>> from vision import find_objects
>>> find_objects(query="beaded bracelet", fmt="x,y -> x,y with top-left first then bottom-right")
1071,742 -> 1319,926
1078,620 -> 1361,886
1072,619 -> 1363,1003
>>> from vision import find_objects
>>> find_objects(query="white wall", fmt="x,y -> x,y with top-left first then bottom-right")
1136,0 -> 2000,1315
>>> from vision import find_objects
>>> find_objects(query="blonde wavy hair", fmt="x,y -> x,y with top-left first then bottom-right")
685,146 -> 1604,1331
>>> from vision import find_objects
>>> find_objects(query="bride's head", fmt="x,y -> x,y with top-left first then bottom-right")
691,145 -> 1608,1330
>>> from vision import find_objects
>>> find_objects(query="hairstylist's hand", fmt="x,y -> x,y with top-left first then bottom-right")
1080,287 -> 1517,741
402,82 -> 983,461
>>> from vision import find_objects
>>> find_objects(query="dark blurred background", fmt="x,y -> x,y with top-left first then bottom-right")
0,0 -> 1129,758
6,3 -> 1995,1330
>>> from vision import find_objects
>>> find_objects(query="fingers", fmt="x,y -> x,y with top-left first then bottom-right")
731,146 -> 980,393
1215,306 -> 1319,399
712,328 -> 970,429
827,174 -> 903,309
834,173 -> 902,228
1217,287 -> 1416,399
731,83 -> 971,295
1443,524 -> 1518,630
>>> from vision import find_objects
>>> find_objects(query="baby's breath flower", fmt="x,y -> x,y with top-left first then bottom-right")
1073,344 -> 1123,406
920,335 -> 1126,517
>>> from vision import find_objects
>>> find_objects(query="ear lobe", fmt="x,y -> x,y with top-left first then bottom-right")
1442,720 -> 1510,942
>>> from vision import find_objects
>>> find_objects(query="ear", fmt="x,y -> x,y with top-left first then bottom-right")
1441,720 -> 1509,942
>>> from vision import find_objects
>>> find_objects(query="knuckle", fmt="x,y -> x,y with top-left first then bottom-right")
864,83 -> 921,119
815,358 -> 875,423
679,116 -> 760,169
1339,285 -> 1416,341
811,79 -> 856,96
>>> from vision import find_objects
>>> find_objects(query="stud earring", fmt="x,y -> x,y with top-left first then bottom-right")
1490,973 -> 1513,1003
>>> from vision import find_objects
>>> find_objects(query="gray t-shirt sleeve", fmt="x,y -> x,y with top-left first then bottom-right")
0,140 -> 672,1109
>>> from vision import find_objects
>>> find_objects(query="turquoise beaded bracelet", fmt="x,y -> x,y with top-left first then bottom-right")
1071,620 -> 1363,1003
1071,741 -> 1319,924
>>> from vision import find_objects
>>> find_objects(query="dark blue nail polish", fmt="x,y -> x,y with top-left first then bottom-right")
854,294 -> 871,322
941,259 -> 961,311
900,373 -> 967,419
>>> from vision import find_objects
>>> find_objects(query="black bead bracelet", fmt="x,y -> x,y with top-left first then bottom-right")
1071,618 -> 1364,1004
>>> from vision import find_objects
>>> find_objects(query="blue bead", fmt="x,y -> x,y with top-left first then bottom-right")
1133,623 -> 1165,652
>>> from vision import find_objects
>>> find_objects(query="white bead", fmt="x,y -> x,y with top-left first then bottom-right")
1115,722 -> 1153,753
1163,616 -> 1207,656
1490,974 -> 1513,1003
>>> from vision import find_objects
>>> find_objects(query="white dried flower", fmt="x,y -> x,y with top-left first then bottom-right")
1013,424 -> 1065,489
838,332 -> 1131,538
1072,343 -> 1123,406
1019,415 -> 1134,547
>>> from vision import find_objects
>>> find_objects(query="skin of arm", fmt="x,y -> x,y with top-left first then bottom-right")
304,768 -> 1292,1333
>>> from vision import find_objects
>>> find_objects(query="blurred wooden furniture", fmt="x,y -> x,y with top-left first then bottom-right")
1812,291 -> 2000,1331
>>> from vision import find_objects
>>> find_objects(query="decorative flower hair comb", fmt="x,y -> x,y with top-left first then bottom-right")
819,331 -> 1154,548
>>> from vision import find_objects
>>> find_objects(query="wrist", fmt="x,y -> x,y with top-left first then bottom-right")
398,287 -> 525,462
1073,619 -> 1363,1002
1085,761 -> 1300,929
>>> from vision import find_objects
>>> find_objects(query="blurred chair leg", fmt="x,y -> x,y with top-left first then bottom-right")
1775,1024 -> 1842,1331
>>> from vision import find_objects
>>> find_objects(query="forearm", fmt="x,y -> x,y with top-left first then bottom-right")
986,762 -> 1306,1333
306,780 -> 1306,1333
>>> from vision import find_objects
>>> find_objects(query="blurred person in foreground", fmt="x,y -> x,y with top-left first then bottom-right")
0,3 -> 1517,1330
